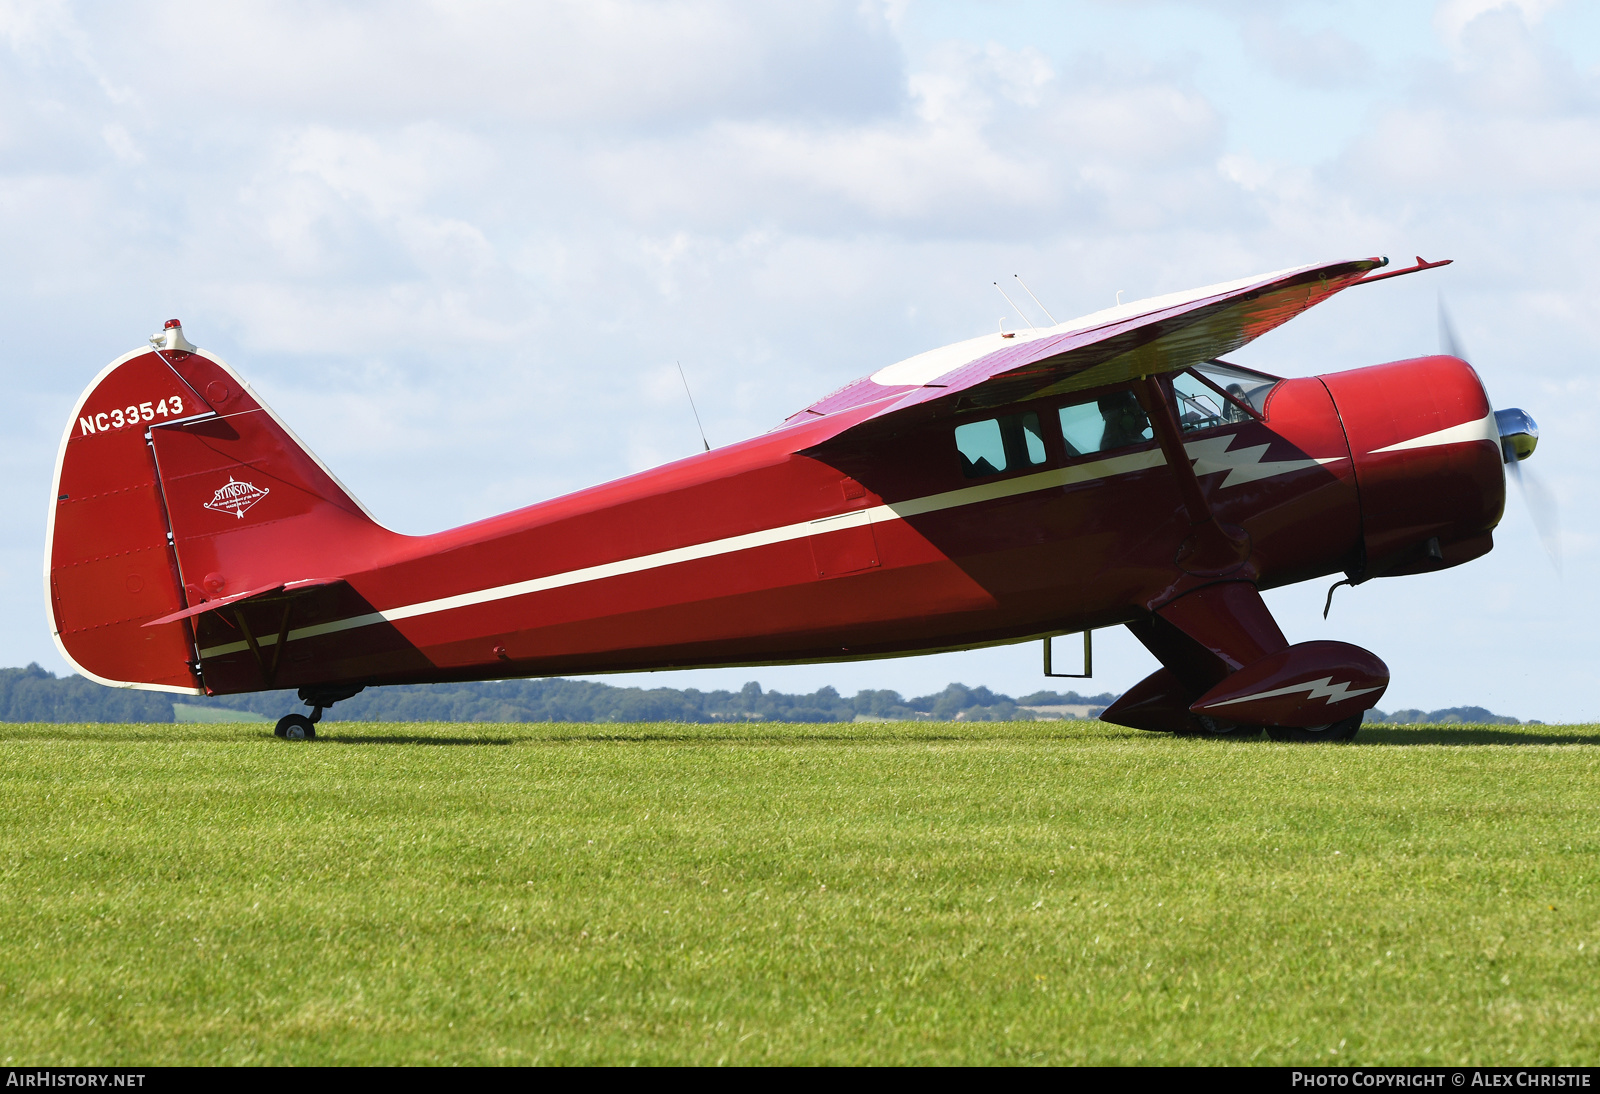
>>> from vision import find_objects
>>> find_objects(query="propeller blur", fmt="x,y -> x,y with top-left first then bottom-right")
1441,300 -> 1559,572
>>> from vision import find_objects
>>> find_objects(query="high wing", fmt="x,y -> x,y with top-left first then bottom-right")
783,256 -> 1386,443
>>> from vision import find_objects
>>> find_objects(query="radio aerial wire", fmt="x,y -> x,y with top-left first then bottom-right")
677,361 -> 711,452
1013,274 -> 1059,325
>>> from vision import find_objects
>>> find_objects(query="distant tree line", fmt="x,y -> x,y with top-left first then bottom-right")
195,679 -> 1115,724
0,663 -> 172,722
0,664 -> 1117,724
0,664 -> 1531,726
1365,706 -> 1529,726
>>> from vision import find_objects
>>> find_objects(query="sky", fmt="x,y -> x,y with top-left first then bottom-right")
2,0 -> 1596,720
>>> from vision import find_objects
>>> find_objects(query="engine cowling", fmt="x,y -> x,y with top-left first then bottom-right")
1319,355 -> 1505,578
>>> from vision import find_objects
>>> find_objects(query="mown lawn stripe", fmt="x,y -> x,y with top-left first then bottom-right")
0,720 -> 1595,1064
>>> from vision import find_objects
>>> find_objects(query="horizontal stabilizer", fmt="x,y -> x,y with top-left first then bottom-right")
142,578 -> 341,627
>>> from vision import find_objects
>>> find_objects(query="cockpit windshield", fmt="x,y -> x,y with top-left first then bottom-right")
1192,360 -> 1281,416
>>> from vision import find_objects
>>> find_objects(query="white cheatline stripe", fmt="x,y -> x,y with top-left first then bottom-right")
197,437 -> 1344,659
200,507 -> 883,658
1369,410 -> 1497,454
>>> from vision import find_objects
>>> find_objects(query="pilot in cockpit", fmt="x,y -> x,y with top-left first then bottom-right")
1223,383 -> 1251,423
1098,390 -> 1151,450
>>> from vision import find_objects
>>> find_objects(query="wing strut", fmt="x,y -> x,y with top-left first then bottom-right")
1134,376 -> 1251,576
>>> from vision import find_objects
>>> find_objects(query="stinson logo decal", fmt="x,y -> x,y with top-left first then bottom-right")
204,476 -> 270,519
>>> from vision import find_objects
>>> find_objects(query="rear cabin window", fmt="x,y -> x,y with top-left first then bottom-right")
955,412 -> 1046,479
1058,390 -> 1153,457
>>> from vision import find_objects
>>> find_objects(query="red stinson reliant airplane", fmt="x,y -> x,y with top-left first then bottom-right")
45,256 -> 1539,740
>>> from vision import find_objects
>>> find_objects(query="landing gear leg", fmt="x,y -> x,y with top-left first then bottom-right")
1099,572 -> 1389,739
273,684 -> 362,742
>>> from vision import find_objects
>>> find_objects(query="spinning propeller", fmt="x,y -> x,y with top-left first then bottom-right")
1439,302 -> 1560,572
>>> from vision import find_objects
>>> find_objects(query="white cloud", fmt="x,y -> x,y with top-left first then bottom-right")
86,0 -> 906,128
1435,0 -> 1563,45
1349,109 -> 1600,194
1242,13 -> 1369,89
572,41 -> 1227,239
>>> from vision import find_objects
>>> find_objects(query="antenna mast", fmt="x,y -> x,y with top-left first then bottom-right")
677,361 -> 711,452
1013,274 -> 1059,325
992,282 -> 1036,329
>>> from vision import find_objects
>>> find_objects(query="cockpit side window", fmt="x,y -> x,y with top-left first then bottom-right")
1171,371 -> 1238,433
955,411 -> 1047,479
1057,389 -> 1153,457
1191,360 -> 1280,417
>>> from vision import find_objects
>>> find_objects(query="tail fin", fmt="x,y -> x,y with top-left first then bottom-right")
46,322 -> 398,692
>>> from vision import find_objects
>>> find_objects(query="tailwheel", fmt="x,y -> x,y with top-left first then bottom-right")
274,713 -> 317,740
1263,714 -> 1362,743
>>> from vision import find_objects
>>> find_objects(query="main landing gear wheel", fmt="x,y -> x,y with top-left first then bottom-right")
274,713 -> 317,740
1263,714 -> 1362,743
274,695 -> 342,741
1181,716 -> 1260,739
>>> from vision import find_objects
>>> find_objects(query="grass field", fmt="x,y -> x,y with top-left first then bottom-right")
0,718 -> 1597,1066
